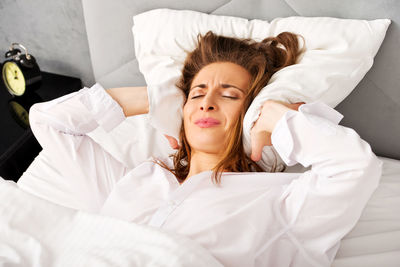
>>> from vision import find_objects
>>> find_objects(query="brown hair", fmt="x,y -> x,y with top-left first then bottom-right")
157,30 -> 305,185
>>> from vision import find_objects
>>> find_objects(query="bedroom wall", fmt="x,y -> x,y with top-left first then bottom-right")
0,0 -> 94,86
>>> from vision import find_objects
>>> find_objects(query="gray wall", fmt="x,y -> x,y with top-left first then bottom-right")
0,0 -> 94,87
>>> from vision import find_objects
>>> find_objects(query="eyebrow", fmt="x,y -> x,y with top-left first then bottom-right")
190,83 -> 245,93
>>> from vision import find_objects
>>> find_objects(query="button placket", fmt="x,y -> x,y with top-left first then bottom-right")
167,199 -> 179,207
148,199 -> 180,227
148,170 -> 212,228
166,201 -> 176,212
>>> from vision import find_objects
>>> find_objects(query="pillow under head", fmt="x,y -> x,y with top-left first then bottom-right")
90,9 -> 390,172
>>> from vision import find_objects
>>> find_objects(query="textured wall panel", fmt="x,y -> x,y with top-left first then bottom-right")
0,0 -> 94,85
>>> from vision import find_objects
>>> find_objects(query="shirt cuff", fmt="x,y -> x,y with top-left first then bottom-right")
271,101 -> 344,166
78,83 -> 126,132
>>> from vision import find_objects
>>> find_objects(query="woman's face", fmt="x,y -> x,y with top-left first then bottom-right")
183,62 -> 251,155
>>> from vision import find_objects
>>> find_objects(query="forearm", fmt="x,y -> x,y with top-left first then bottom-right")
106,86 -> 149,117
29,83 -> 126,151
274,102 -> 383,263
271,101 -> 382,175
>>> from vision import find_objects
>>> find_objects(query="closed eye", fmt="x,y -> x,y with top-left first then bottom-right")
190,95 -> 204,99
222,95 -> 239,100
191,95 -> 238,100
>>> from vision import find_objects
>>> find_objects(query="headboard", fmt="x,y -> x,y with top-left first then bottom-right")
81,0 -> 400,160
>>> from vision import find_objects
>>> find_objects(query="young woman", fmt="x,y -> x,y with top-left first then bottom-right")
24,31 -> 382,267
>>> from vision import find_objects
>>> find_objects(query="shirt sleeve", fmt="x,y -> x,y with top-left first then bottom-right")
271,101 -> 383,266
22,83 -> 128,212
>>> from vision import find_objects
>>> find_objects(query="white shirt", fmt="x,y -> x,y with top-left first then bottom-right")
20,84 -> 383,267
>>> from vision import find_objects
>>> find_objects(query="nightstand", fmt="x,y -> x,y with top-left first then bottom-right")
0,71 -> 82,182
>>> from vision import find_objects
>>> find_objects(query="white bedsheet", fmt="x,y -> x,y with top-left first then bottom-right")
0,178 -> 223,267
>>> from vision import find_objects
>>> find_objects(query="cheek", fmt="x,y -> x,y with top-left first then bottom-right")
183,104 -> 194,136
182,104 -> 192,125
224,103 -> 244,126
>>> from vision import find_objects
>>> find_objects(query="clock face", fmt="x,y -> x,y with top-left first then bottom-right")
2,61 -> 26,96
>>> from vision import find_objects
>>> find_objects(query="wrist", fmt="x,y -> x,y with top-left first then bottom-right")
262,101 -> 292,132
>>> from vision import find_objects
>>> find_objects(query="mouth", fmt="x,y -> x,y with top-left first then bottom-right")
194,117 -> 221,128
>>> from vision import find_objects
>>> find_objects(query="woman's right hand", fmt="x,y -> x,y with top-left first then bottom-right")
164,134 -> 180,150
250,100 -> 305,162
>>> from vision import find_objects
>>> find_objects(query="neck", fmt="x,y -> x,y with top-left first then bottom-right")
186,150 -> 222,179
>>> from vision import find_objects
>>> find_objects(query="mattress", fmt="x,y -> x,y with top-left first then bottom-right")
332,156 -> 400,267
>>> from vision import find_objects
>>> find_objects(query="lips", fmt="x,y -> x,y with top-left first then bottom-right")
194,117 -> 221,128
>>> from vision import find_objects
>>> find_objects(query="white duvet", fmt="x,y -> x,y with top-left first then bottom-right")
0,178 -> 223,267
1,156 -> 400,267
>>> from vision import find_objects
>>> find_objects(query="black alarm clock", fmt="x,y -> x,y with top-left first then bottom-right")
1,43 -> 42,96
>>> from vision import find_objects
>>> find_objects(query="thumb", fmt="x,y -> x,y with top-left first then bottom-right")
250,130 -> 270,162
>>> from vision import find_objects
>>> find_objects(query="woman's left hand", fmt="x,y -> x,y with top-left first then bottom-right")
250,100 -> 305,162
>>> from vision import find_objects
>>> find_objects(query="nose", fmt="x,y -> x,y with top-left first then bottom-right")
200,105 -> 214,111
200,94 -> 216,111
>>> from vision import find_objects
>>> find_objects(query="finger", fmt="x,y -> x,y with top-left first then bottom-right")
293,103 -> 302,111
296,102 -> 306,110
164,134 -> 180,150
289,102 -> 306,111
265,132 -> 272,146
250,130 -> 270,162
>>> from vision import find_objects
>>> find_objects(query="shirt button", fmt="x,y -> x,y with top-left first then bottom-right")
167,200 -> 178,207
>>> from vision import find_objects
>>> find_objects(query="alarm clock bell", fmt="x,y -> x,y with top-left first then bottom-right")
1,43 -> 42,96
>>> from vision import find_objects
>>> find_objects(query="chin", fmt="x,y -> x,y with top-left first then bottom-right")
189,135 -> 225,154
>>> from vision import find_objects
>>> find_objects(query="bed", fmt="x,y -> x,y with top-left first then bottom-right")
1,0 -> 400,266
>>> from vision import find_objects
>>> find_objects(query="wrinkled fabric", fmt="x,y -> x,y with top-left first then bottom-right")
0,178 -> 224,267
19,83 -> 382,267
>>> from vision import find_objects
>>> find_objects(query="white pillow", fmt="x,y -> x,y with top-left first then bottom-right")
91,9 -> 390,171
